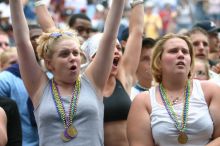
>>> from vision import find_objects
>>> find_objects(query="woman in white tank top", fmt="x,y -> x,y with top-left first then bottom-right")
127,33 -> 220,146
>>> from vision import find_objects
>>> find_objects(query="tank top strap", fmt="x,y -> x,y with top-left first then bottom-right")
191,80 -> 206,103
148,86 -> 158,108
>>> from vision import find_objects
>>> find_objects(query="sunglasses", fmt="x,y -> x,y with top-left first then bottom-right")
0,42 -> 9,47
49,32 -> 74,38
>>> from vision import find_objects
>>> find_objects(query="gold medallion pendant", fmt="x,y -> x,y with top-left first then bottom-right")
178,132 -> 188,144
60,126 -> 78,142
67,126 -> 78,138
61,132 -> 71,142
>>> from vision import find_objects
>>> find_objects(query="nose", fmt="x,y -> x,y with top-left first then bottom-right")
81,31 -> 89,40
177,50 -> 184,58
198,42 -> 205,50
114,47 -> 120,55
69,53 -> 77,62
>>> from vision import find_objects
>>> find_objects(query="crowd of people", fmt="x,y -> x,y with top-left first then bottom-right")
0,0 -> 220,146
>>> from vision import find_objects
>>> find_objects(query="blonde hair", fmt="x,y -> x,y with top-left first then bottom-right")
151,33 -> 195,83
36,28 -> 80,60
194,58 -> 210,80
0,47 -> 17,69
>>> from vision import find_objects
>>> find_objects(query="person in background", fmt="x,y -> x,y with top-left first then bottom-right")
143,1 -> 162,39
186,27 -> 220,85
193,20 -> 220,65
127,33 -> 220,146
68,13 -> 92,41
193,58 -> 210,80
10,0 -> 125,145
36,1 -> 92,42
0,106 -> 7,146
0,26 -> 44,146
130,37 -> 155,100
0,47 -> 17,71
0,97 -> 22,146
0,30 -> 10,54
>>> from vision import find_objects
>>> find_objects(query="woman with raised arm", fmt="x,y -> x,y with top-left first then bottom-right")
9,0 -> 125,145
127,33 -> 220,146
80,1 -> 144,146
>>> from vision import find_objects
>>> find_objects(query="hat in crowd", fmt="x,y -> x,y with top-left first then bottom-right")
81,33 -> 103,60
120,27 -> 129,42
193,20 -> 220,33
81,32 -> 120,60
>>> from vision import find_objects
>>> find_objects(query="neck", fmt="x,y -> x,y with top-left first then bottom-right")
161,77 -> 188,92
138,80 -> 151,89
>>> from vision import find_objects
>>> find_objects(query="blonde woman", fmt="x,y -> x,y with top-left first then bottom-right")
9,0 -> 125,145
127,33 -> 220,146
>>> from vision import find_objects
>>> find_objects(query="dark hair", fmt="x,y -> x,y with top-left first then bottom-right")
28,24 -> 41,30
185,27 -> 208,37
68,13 -> 91,27
120,27 -> 129,41
142,37 -> 156,49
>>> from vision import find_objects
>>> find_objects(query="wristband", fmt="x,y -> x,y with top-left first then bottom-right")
130,0 -> 144,8
34,0 -> 47,7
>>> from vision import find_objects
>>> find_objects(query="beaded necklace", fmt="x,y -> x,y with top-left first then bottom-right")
50,77 -> 81,142
159,80 -> 190,144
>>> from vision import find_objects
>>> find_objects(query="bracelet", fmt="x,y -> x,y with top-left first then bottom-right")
34,0 -> 47,7
130,0 -> 144,8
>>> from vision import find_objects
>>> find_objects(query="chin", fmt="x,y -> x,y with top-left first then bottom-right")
110,70 -> 118,77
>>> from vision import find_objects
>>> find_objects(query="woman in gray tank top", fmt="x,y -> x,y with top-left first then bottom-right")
9,0 -> 125,145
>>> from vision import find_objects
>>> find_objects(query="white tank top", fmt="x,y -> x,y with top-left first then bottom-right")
149,80 -> 213,146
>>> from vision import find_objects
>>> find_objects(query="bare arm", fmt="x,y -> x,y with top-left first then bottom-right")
35,0 -> 56,32
203,82 -> 220,146
85,0 -> 125,95
118,2 -> 144,89
0,107 -> 7,146
127,92 -> 155,146
9,0 -> 47,105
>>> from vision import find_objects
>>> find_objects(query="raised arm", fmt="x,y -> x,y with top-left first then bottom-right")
127,92 -> 154,146
9,0 -> 47,105
85,0 -> 125,95
0,107 -> 7,146
34,0 -> 56,32
118,1 -> 144,89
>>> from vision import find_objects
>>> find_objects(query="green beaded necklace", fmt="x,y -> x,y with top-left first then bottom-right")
159,80 -> 190,144
50,77 -> 81,142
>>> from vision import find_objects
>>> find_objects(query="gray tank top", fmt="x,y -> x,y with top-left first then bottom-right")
34,74 -> 104,146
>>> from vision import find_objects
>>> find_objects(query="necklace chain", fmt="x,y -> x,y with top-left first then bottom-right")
159,81 -> 190,132
51,77 -> 81,128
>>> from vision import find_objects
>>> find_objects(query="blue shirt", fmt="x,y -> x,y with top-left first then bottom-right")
0,71 -> 39,146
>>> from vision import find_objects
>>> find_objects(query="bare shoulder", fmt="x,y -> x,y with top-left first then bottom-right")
200,80 -> 220,104
132,91 -> 152,113
200,80 -> 220,95
0,107 -> 6,120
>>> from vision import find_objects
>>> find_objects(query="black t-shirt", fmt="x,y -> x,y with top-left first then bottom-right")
0,97 -> 22,146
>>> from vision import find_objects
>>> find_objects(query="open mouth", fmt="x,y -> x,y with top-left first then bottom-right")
176,62 -> 185,66
70,65 -> 77,71
113,57 -> 119,67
